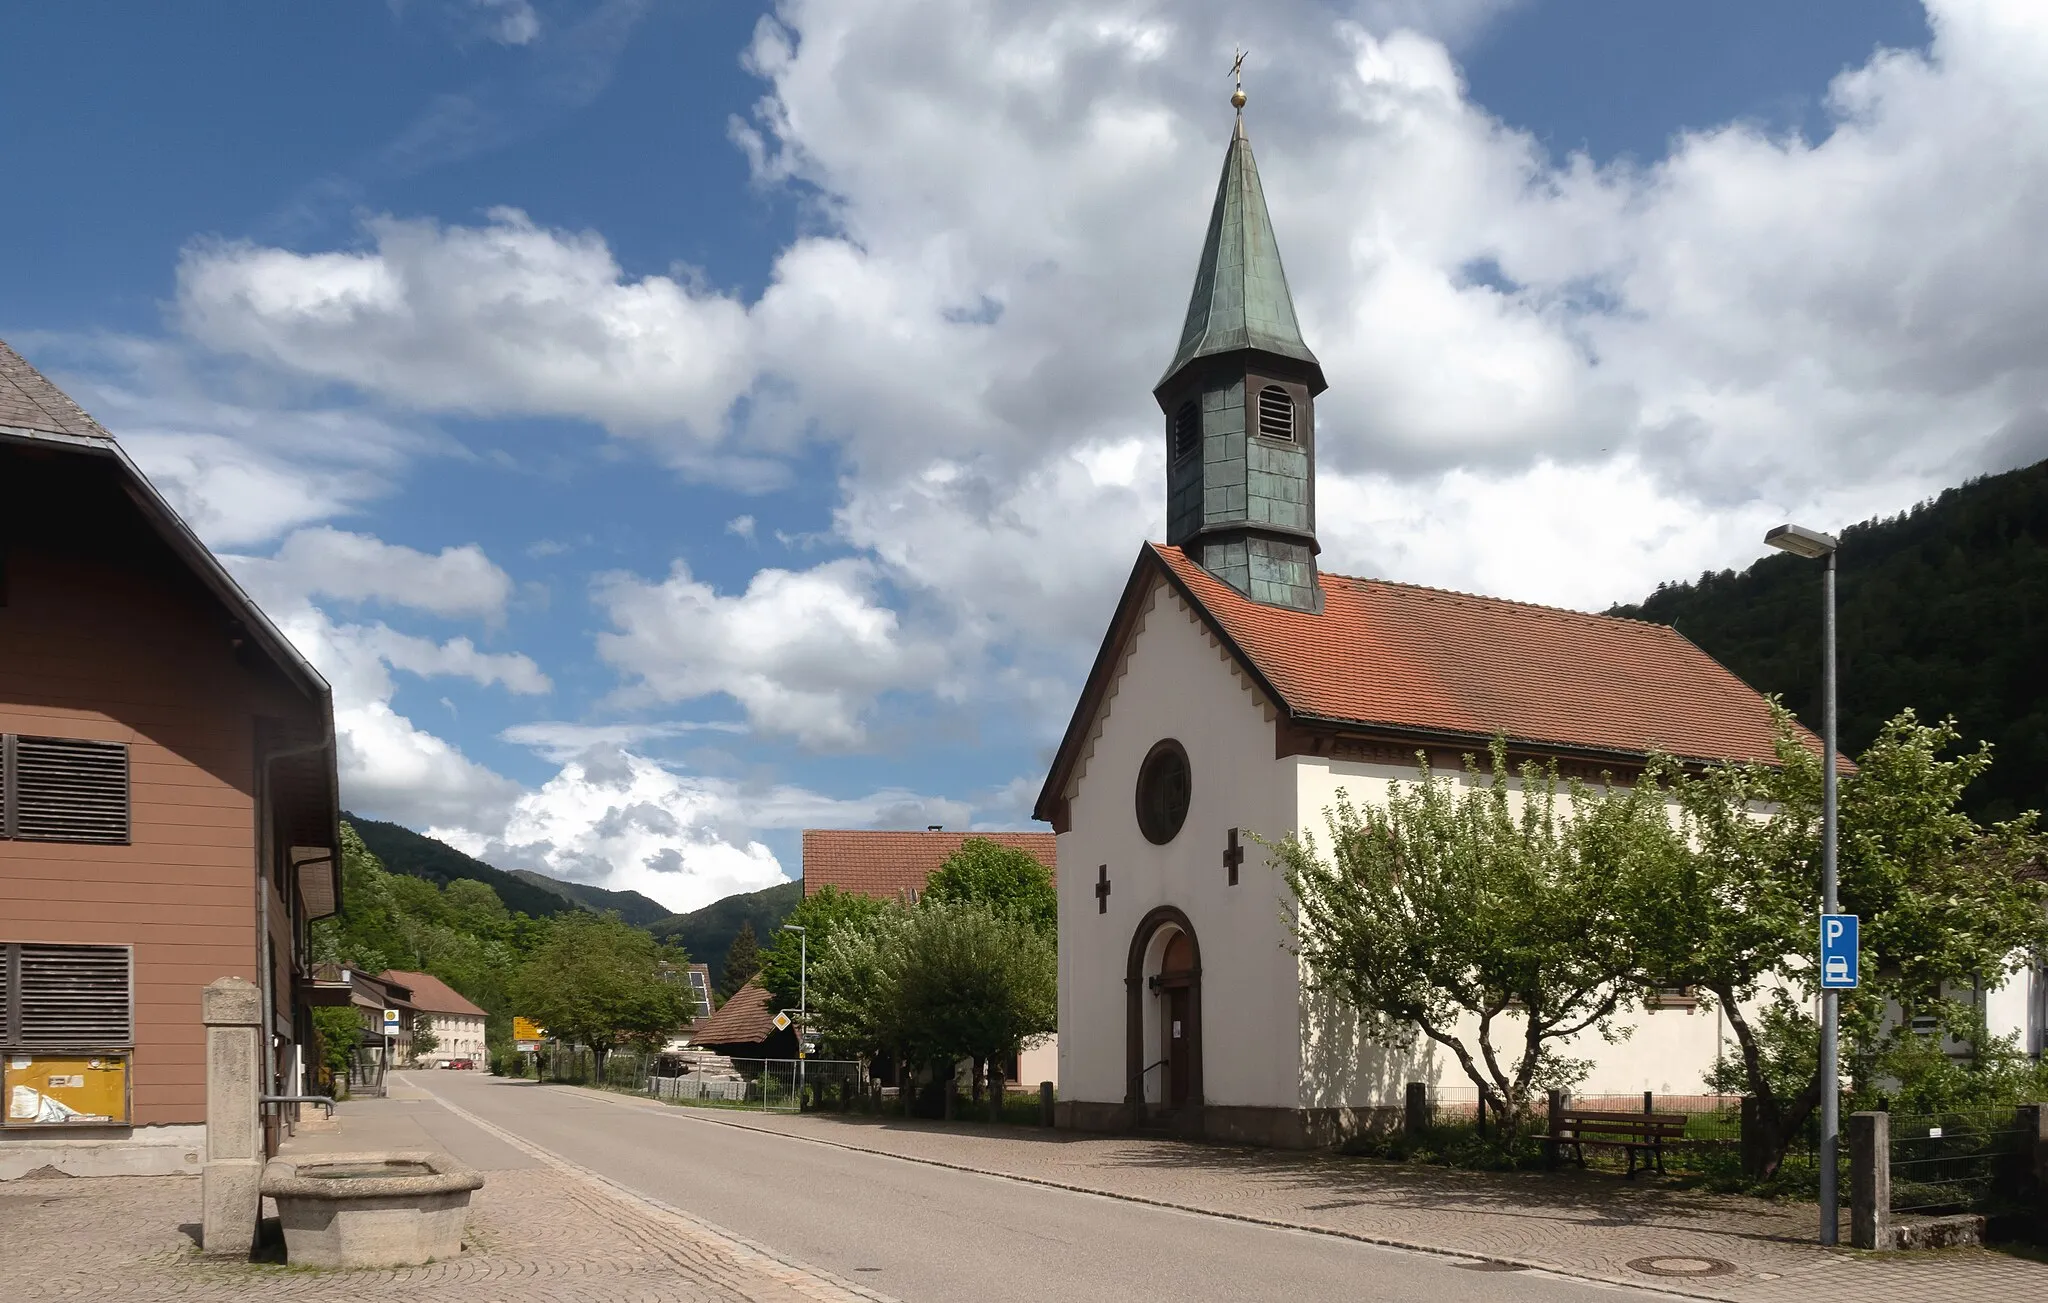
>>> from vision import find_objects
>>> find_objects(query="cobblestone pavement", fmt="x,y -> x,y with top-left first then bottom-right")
0,1095 -> 890,1303
559,1085 -> 2048,1303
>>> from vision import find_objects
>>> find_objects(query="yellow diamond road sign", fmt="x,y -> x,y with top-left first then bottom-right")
772,1012 -> 792,1031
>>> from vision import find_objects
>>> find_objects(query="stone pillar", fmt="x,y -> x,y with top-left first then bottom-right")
1404,1082 -> 1428,1136
1849,1110 -> 1890,1250
1545,1088 -> 1567,1168
201,977 -> 264,1258
1039,1081 -> 1055,1127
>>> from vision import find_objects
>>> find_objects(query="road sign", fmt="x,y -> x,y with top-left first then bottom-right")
381,1009 -> 401,1035
512,1016 -> 545,1042
1820,913 -> 1859,989
771,1011 -> 792,1032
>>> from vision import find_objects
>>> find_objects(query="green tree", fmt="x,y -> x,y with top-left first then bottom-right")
720,920 -> 762,999
761,886 -> 894,1014
409,1024 -> 441,1063
889,900 -> 1056,1080
312,1005 -> 362,1095
1279,742 -> 1683,1136
508,914 -> 690,1078
808,905 -> 909,1062
1637,709 -> 2048,1175
923,838 -> 1057,935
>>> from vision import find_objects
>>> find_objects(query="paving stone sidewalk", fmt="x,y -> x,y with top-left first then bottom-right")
563,1085 -> 2048,1303
0,1088 -> 890,1303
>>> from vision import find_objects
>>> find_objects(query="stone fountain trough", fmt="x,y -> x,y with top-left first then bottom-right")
261,1149 -> 483,1267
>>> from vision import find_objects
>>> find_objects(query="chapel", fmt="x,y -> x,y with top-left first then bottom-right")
1033,91 -> 1805,1148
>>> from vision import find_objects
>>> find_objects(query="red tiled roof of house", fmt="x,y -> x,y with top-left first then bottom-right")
1151,543 -> 1814,765
0,338 -> 112,439
380,970 -> 486,1018
801,829 -> 1057,902
690,977 -> 778,1047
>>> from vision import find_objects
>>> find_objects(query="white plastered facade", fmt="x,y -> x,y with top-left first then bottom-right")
1055,576 -> 1744,1146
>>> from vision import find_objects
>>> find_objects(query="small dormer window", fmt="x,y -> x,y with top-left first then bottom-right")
1256,386 -> 1295,441
1172,401 -> 1200,461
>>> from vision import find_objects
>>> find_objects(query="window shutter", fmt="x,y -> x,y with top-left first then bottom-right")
9,736 -> 130,843
1256,386 -> 1294,441
14,945 -> 133,1047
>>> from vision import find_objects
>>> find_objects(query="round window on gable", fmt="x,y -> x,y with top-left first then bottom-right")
1172,401 -> 1200,461
1135,739 -> 1192,845
1256,385 -> 1295,441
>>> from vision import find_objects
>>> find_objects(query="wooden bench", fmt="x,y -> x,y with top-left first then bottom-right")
1549,1110 -> 1689,1178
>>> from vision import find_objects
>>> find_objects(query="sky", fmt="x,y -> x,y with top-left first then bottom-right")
6,0 -> 2043,915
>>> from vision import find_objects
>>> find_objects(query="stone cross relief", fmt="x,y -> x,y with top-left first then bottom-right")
1095,864 -> 1111,914
1223,827 -> 1244,886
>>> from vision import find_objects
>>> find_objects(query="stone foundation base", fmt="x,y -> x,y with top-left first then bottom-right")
0,1125 -> 205,1179
1056,1100 -> 1403,1150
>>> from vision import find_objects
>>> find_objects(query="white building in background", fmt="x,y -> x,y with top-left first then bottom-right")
384,970 -> 488,1066
1029,98 -> 2048,1150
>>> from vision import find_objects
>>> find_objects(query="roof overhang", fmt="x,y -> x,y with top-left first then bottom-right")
1032,544 -> 1823,833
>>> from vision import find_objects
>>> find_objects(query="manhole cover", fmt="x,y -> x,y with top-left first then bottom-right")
1627,1255 -> 1737,1278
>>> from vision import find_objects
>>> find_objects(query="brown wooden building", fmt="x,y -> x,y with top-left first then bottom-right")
0,339 -> 340,1177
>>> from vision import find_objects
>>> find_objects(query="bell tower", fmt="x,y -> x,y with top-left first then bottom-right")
1154,76 -> 1326,613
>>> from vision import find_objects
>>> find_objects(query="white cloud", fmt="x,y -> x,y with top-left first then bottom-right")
170,0 -> 2048,729
499,719 -> 749,763
230,526 -> 515,621
433,745 -> 975,913
472,0 -> 540,46
594,557 -> 947,747
177,211 -> 756,443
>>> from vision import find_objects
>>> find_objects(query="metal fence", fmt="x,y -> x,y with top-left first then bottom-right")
640,1051 -> 865,1114
1888,1107 -> 2035,1216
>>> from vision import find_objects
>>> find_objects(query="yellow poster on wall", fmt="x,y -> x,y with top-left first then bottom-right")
4,1054 -> 130,1126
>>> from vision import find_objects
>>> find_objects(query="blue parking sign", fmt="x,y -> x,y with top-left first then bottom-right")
1820,914 -> 1859,990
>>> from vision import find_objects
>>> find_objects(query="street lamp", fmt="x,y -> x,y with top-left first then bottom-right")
1764,521 -> 1841,1245
782,924 -> 809,1109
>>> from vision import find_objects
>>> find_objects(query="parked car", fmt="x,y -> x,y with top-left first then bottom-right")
450,1058 -> 477,1070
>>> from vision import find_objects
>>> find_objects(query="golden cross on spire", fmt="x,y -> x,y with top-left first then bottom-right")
1230,47 -> 1248,111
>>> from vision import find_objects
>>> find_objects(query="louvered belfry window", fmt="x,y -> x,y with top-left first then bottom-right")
2,735 -> 130,843
1256,385 -> 1295,441
1,944 -> 134,1047
1172,401 -> 1200,460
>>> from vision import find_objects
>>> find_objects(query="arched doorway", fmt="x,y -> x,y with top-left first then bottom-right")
1125,907 -> 1202,1122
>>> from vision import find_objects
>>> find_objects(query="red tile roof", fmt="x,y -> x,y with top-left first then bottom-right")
0,338 -> 111,439
1035,545 -> 1820,826
1151,543 -> 1814,765
802,829 -> 1057,902
380,970 -> 487,1018
689,977 -> 779,1048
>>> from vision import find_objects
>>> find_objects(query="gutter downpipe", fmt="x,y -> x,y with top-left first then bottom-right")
254,718 -> 337,1129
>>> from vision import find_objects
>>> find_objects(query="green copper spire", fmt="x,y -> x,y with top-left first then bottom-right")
1158,115 -> 1322,391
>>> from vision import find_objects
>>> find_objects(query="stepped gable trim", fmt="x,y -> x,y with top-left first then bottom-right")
1035,546 -> 1290,831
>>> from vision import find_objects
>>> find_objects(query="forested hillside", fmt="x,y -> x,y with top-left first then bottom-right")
649,879 -> 802,990
344,813 -> 580,918
1612,457 -> 2048,821
508,868 -> 671,928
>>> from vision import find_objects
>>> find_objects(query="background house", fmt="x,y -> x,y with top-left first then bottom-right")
1,339 -> 341,1176
802,828 -> 1060,1088
382,969 -> 486,1066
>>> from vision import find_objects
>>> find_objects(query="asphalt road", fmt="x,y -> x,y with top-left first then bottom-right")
408,1072 -> 1669,1303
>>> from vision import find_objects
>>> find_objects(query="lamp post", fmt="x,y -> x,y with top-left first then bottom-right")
1764,521 -> 1841,1245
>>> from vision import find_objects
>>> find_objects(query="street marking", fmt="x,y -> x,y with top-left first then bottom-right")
408,1076 -> 899,1303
